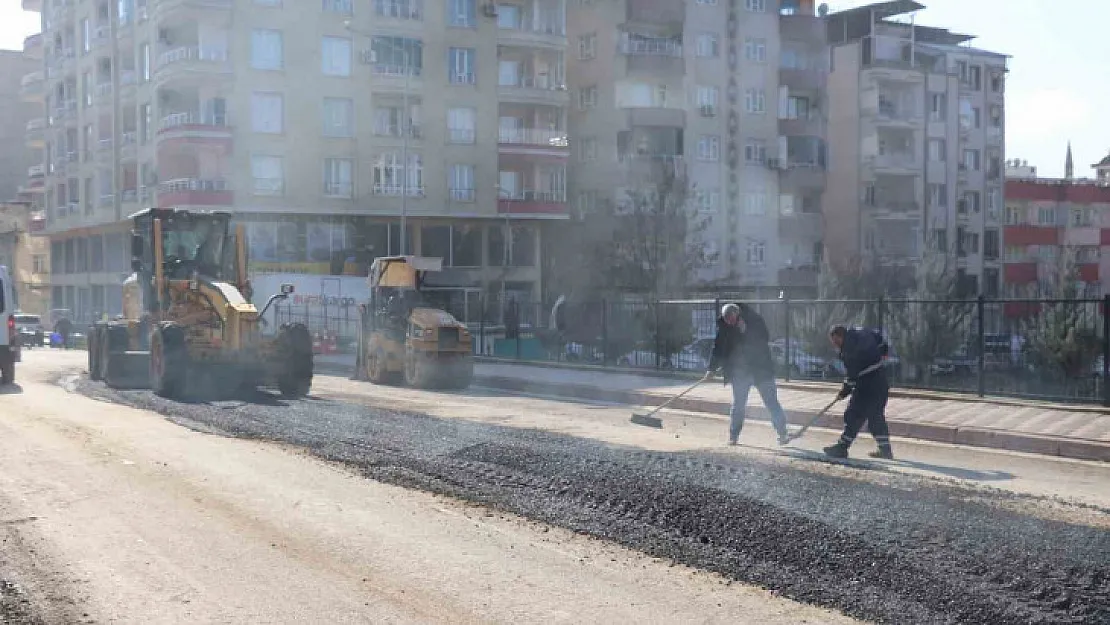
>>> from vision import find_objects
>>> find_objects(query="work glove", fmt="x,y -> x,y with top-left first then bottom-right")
837,381 -> 855,400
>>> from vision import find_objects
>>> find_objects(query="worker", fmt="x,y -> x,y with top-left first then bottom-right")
823,324 -> 894,460
707,302 -> 792,446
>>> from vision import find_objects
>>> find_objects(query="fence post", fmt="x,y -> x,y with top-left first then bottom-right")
1103,294 -> 1110,406
783,294 -> 791,382
478,295 -> 486,357
601,299 -> 609,367
977,295 -> 986,398
877,296 -> 886,332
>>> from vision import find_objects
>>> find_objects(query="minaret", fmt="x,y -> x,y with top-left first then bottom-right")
1065,141 -> 1074,180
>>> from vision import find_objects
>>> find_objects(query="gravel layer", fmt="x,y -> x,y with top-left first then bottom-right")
73,379 -> 1110,625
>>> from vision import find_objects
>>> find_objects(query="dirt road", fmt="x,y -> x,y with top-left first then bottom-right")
0,350 -> 859,624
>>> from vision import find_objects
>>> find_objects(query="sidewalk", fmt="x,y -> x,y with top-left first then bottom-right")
313,354 -> 1110,462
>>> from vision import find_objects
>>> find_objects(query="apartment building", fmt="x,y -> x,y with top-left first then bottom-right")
1002,154 -> 1110,316
2,50 -> 42,203
23,0 -> 569,322
824,0 -> 1007,297
567,0 -> 825,294
0,200 -> 50,316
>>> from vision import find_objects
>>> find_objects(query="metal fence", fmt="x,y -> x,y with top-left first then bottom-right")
272,293 -> 1110,405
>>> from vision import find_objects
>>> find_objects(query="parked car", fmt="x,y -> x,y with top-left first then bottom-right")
12,313 -> 45,348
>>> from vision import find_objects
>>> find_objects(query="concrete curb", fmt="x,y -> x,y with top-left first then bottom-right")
312,359 -> 1110,463
472,356 -> 1110,415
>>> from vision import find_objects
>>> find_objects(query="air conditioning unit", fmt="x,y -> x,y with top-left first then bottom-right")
481,3 -> 497,17
360,49 -> 377,64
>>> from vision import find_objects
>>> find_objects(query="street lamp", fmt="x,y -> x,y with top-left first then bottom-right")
344,19 -> 412,255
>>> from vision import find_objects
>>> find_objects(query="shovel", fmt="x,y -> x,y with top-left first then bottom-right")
630,372 -> 712,428
783,395 -> 841,443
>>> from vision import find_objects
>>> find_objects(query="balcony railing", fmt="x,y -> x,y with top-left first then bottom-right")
97,194 -> 114,208
498,127 -> 568,147
617,38 -> 682,57
371,64 -> 422,78
97,137 -> 113,152
870,153 -> 917,169
372,123 -> 421,138
158,178 -> 229,193
372,183 -> 425,196
498,18 -> 566,37
95,82 -> 113,100
449,188 -> 475,202
26,118 -> 46,132
156,46 -> 229,71
121,188 -> 138,203
447,128 -> 476,143
502,189 -> 566,202
28,164 -> 45,178
374,0 -> 423,20
500,75 -> 566,91
253,178 -> 284,196
159,112 -> 230,131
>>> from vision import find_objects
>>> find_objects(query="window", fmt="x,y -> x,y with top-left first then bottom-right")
578,85 -> 597,109
696,85 -> 718,115
928,138 -> 946,161
251,92 -> 284,133
990,71 -> 1004,93
375,0 -> 422,19
696,189 -> 720,212
252,155 -> 284,195
696,33 -> 718,57
448,0 -> 475,27
744,88 -> 765,113
972,107 -> 981,129
448,47 -> 476,84
139,103 -> 151,142
447,164 -> 475,202
83,177 -> 93,213
986,189 -> 1000,219
373,153 -> 423,194
745,0 -> 766,10
743,192 -> 766,216
82,72 -> 91,107
930,229 -> 948,252
369,36 -> 423,75
81,19 -> 91,53
746,240 -> 766,264
744,38 -> 766,62
373,102 -> 420,137
984,229 -> 1000,260
959,191 -> 980,214
322,97 -> 353,137
927,183 -> 947,208
488,225 -> 535,267
1037,207 -> 1056,226
578,34 -> 596,60
140,43 -> 150,81
696,136 -> 720,161
928,92 -> 946,121
251,29 -> 283,70
743,140 -> 766,164
577,137 -> 597,161
322,0 -> 352,13
321,37 -> 352,76
447,107 -> 476,143
323,158 -> 353,197
1005,206 -> 1025,225
962,149 -> 980,171
783,95 -> 808,120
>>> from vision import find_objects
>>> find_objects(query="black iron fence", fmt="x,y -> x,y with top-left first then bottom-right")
273,293 -> 1110,405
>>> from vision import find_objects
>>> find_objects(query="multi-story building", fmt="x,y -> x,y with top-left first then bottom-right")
1002,152 -> 1110,317
23,0 -> 569,323
567,0 -> 825,294
2,49 -> 42,203
823,1 -> 1007,297
0,200 -> 50,316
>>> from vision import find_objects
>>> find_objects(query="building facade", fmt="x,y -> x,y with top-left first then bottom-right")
23,0 -> 569,323
566,0 -> 827,295
1002,155 -> 1110,317
823,0 -> 1007,297
2,50 -> 42,204
0,201 -> 50,316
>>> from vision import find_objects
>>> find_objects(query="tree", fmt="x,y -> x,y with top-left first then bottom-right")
1021,246 -> 1101,378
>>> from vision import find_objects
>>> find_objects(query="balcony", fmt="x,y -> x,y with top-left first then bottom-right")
617,154 -> 685,179
778,163 -> 826,189
156,178 -> 232,207
617,33 -> 684,74
154,47 -> 231,86
622,107 -> 685,128
20,71 -> 45,101
498,127 -> 569,157
865,199 -> 920,220
157,112 -> 233,152
778,114 -> 823,137
498,190 -> 568,216
867,152 -> 919,174
23,33 -> 43,58
496,2 -> 566,50
53,101 -> 78,124
26,165 -> 45,192
498,74 -> 569,105
778,211 -> 822,239
25,118 -> 46,147
151,0 -> 232,23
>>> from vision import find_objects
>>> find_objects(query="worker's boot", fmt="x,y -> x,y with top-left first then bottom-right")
868,444 -> 894,460
823,442 -> 850,459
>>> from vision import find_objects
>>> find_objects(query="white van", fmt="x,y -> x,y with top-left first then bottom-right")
0,265 -> 18,384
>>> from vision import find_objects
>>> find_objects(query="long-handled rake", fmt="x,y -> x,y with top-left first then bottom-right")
784,395 -> 841,443
630,372 -> 712,429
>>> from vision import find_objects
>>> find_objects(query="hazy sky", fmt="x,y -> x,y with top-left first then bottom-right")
2,0 -> 1103,178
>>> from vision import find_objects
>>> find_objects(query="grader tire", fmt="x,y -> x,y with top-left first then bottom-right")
366,346 -> 400,385
276,323 -> 313,399
101,326 -> 132,388
150,325 -> 187,399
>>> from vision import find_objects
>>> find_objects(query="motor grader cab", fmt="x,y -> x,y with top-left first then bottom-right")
87,207 -> 313,399
356,255 -> 473,389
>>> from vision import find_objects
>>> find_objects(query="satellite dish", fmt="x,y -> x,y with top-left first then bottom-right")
818,3 -> 829,16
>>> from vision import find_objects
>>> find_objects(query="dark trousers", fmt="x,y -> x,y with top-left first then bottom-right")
838,380 -> 891,449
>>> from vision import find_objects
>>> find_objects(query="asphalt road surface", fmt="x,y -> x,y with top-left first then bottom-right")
3,350 -> 1109,624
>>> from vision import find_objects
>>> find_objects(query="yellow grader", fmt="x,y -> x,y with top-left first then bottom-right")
354,256 -> 474,389
87,207 -> 314,399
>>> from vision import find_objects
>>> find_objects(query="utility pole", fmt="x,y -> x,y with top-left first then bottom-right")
109,0 -> 121,220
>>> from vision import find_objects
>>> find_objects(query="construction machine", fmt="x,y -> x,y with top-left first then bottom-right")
87,207 -> 314,399
355,256 -> 473,389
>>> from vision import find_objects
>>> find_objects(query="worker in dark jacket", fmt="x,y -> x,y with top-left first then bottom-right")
824,324 -> 893,460
707,303 -> 791,446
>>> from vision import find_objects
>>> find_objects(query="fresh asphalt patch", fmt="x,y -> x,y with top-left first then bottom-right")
70,376 -> 1110,625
